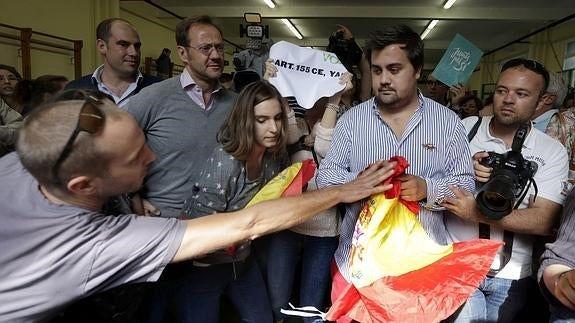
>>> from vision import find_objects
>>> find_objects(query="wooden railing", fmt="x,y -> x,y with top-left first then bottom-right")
0,22 -> 83,79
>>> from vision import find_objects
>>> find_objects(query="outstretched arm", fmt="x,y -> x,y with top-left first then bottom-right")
171,159 -> 395,262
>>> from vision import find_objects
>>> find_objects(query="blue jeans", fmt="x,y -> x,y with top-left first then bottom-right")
449,276 -> 530,323
141,258 -> 272,323
265,230 -> 339,323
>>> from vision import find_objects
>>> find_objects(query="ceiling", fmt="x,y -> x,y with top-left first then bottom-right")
120,0 -> 575,71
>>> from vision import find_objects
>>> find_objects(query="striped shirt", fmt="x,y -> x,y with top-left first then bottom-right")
316,93 -> 475,280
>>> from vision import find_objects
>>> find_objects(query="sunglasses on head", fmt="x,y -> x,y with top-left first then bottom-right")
52,95 -> 105,183
501,58 -> 549,88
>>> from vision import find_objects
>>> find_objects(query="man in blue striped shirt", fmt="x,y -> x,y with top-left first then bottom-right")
316,25 -> 475,322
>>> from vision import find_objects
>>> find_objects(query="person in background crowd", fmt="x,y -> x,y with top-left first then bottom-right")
0,64 -> 23,157
155,47 -> 172,79
219,72 -> 234,90
457,94 -> 483,119
425,73 -> 449,106
479,93 -> 494,116
0,64 -> 22,113
66,18 -> 160,107
546,84 -> 575,181
532,72 -> 568,132
13,74 -> 68,116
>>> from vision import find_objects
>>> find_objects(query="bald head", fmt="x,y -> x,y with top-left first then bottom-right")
17,94 -> 128,191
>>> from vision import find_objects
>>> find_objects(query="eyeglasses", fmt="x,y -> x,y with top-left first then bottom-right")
188,43 -> 225,56
52,95 -> 105,182
501,58 -> 549,89
425,80 -> 447,87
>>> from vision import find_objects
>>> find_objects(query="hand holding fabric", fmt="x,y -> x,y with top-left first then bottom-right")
397,174 -> 427,201
263,58 -> 278,81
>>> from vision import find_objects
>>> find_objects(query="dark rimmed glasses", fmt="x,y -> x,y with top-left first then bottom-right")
52,95 -> 105,182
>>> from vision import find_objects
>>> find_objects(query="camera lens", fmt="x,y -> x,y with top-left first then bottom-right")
476,171 -> 516,220
481,191 -> 511,211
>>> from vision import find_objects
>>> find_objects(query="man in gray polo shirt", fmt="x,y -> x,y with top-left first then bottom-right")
0,91 -> 395,322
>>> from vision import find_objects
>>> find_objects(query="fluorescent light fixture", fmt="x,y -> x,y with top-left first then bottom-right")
443,0 -> 457,9
281,18 -> 303,39
263,0 -> 276,9
420,20 -> 439,40
421,29 -> 431,40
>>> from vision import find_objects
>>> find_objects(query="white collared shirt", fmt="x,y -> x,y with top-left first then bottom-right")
91,65 -> 143,108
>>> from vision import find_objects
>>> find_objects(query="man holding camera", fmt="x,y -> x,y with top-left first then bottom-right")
442,58 -> 569,323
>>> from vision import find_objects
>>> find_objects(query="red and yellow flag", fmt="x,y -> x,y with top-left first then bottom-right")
246,159 -> 316,207
326,156 -> 502,323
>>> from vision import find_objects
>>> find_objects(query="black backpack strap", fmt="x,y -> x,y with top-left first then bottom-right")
467,116 -> 483,141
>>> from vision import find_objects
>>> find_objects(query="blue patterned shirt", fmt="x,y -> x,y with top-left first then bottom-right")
316,93 -> 475,280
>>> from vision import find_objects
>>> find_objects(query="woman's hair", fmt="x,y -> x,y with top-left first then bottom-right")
458,94 -> 483,118
13,75 -> 68,116
217,81 -> 288,160
0,64 -> 22,80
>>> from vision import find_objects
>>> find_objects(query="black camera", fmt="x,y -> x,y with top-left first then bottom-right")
476,124 -> 538,220
326,30 -> 363,72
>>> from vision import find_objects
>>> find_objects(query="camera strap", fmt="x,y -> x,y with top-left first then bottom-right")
470,116 -> 513,276
478,223 -> 514,276
467,116 -> 483,141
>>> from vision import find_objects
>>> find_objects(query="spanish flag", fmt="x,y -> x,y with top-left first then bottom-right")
225,159 -> 316,256
246,159 -> 316,207
326,156 -> 502,323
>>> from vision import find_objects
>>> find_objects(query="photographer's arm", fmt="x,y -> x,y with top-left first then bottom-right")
171,160 -> 395,262
491,197 -> 561,236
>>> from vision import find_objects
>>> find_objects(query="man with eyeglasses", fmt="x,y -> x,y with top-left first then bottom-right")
425,74 -> 450,106
442,58 -> 569,322
123,15 -> 238,321
124,15 -> 233,219
0,90 -> 395,322
66,18 -> 160,107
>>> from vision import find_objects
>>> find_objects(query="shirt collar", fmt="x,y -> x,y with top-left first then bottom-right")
483,115 -> 535,151
179,68 -> 222,93
91,64 -> 143,85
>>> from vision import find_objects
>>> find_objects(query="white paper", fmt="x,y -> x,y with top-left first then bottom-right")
268,41 -> 348,109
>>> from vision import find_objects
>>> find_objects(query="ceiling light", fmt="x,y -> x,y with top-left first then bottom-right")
420,20 -> 439,40
263,0 -> 276,9
421,29 -> 431,40
281,18 -> 303,40
443,0 -> 457,9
